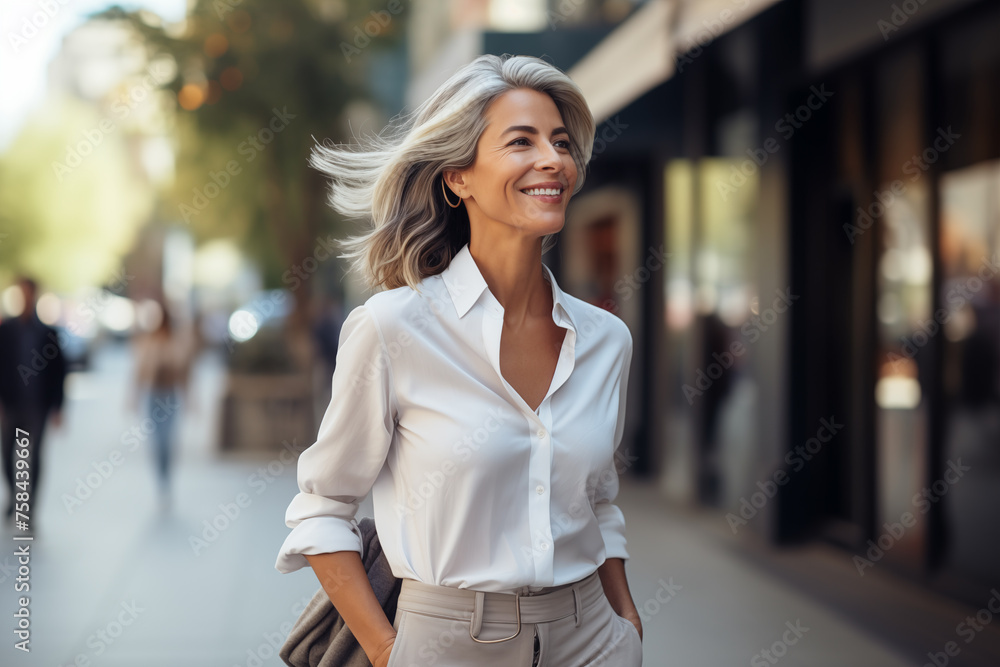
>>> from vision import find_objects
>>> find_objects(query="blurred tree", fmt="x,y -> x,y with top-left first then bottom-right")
0,93 -> 152,291
99,0 -> 405,345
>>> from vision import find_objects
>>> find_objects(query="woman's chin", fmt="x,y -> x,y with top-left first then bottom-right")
487,211 -> 566,236
519,213 -> 566,235
530,220 -> 566,237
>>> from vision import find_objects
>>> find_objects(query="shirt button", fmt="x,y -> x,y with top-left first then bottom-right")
537,428 -> 547,439
539,541 -> 549,551
536,485 -> 545,495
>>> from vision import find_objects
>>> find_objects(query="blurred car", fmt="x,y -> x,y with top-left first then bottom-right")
225,289 -> 296,373
55,324 -> 93,372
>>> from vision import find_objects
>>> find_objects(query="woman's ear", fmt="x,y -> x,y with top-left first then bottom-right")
443,169 -> 467,198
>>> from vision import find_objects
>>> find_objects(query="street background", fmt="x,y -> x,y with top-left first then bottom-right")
0,342 -> 965,666
2,0 -> 1000,665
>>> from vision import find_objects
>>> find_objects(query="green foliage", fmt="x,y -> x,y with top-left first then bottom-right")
0,94 -> 152,290
98,0 -> 406,291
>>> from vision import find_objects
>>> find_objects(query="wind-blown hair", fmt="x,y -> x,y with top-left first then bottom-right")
310,53 -> 596,292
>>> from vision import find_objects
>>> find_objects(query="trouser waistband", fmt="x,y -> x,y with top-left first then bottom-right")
396,572 -> 603,642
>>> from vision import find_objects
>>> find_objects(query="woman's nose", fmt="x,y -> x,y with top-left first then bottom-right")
535,143 -> 563,170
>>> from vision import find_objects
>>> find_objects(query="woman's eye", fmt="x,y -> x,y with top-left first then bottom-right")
509,137 -> 572,149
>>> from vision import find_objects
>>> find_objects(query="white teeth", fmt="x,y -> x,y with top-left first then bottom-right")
521,188 -> 562,196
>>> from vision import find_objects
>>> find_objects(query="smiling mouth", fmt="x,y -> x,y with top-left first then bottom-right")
520,187 -> 564,198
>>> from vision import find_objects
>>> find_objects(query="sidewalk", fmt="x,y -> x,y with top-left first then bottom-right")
616,481 -> 909,666
2,342 -> 996,666
617,480 -> 1000,666
0,342 -> 324,667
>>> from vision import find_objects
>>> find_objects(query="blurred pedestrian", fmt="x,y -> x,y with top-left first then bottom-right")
130,303 -> 193,509
311,294 -> 344,375
309,294 -> 343,424
0,276 -> 67,529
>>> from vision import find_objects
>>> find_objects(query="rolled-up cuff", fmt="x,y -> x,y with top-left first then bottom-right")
274,516 -> 364,574
595,504 -> 630,561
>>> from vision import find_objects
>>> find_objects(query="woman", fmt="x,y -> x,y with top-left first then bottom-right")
275,54 -> 642,666
130,303 -> 191,508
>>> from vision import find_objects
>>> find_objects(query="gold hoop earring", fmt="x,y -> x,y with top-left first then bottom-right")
441,179 -> 462,208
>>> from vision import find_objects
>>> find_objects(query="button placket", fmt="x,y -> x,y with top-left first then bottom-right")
479,284 -> 574,588
528,399 -> 555,585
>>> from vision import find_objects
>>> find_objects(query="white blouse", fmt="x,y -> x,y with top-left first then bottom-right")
275,242 -> 633,594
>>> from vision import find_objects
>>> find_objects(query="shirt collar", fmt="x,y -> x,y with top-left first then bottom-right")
442,242 -> 575,330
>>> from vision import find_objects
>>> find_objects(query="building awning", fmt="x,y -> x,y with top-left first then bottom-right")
569,0 -> 783,123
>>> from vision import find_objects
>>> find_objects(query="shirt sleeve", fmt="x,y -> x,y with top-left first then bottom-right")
275,303 -> 397,574
593,330 -> 633,561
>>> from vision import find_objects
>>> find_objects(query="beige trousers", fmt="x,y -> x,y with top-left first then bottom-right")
385,571 -> 643,666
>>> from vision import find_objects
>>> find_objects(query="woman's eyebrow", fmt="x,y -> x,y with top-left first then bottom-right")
500,125 -> 570,137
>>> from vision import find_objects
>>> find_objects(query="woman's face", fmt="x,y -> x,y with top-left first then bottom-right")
448,87 -> 579,238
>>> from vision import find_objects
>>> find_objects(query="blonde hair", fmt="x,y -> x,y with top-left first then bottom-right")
310,54 -> 596,292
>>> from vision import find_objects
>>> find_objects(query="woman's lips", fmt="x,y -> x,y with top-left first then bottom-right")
520,188 -> 564,204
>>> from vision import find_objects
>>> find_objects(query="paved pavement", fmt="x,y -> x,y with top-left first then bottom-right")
0,341 -> 992,666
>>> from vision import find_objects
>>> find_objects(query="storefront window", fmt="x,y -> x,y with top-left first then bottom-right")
663,160 -> 697,502
938,159 -> 1000,588
872,47 -> 931,572
697,158 -> 758,508
663,156 -> 758,507
873,176 -> 932,562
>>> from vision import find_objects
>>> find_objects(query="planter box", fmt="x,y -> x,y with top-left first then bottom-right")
219,371 -> 316,453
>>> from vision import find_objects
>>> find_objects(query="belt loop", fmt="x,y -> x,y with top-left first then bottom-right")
470,592 -> 521,643
572,587 -> 582,628
471,591 -> 485,638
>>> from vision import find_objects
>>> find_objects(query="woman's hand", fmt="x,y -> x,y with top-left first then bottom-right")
622,611 -> 643,641
597,558 -> 642,641
371,632 -> 396,667
304,552 -> 398,666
